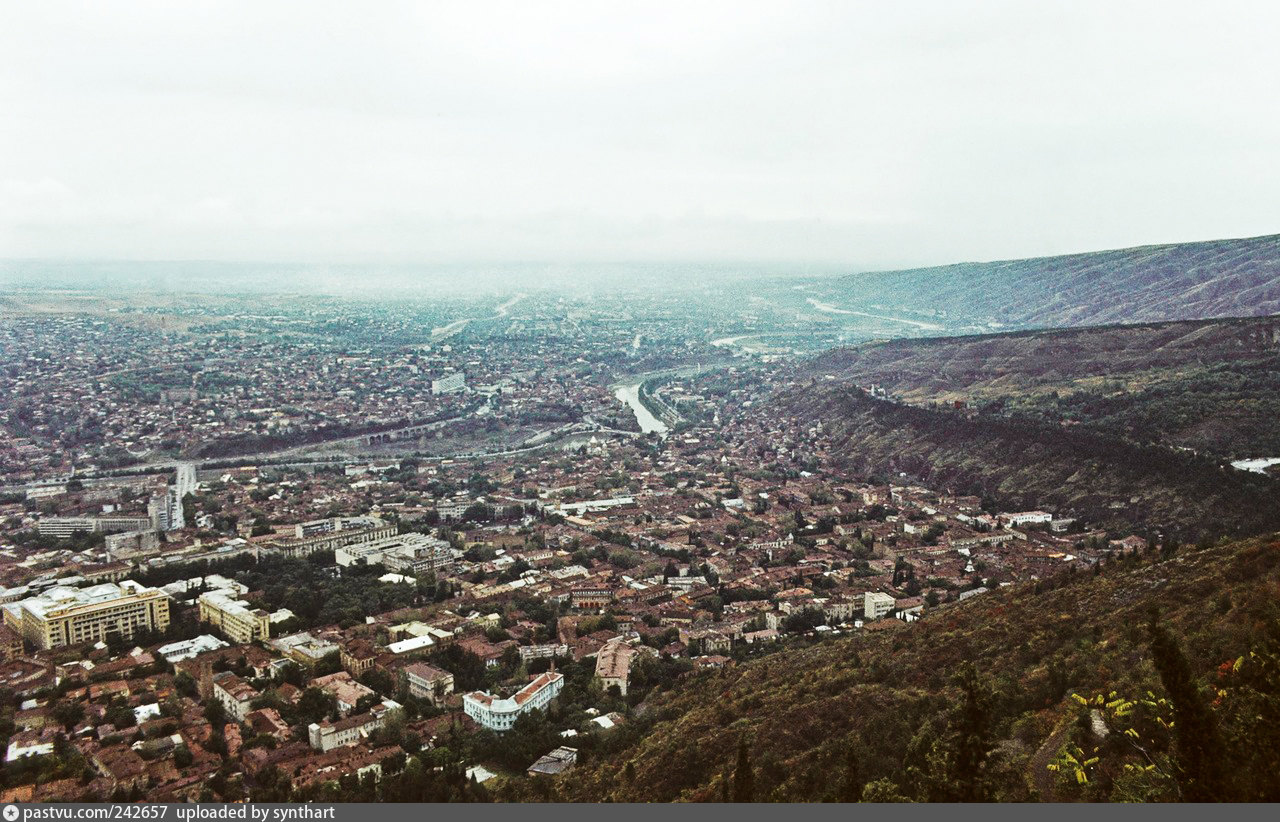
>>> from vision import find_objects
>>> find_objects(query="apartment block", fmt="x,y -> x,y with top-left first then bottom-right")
3,581 -> 170,650
267,519 -> 396,559
197,589 -> 270,644
863,591 -> 896,620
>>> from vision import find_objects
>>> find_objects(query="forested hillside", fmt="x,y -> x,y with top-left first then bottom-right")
828,233 -> 1280,329
561,534 -> 1280,802
804,315 -> 1280,459
775,384 -> 1280,538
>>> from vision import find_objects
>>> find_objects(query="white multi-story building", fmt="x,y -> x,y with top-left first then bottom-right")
36,517 -> 96,537
268,519 -> 395,559
1001,511 -> 1052,528
37,516 -> 152,537
294,516 -> 383,539
863,591 -> 896,620
307,702 -> 400,752
148,490 -> 184,532
821,597 -> 860,624
403,662 -> 455,706
431,372 -> 466,395
156,634 -> 229,663
270,632 -> 341,666
3,580 -> 170,650
211,671 -> 258,722
197,589 -> 270,644
334,533 -> 453,575
436,497 -> 471,521
463,671 -> 563,732
145,468 -> 194,532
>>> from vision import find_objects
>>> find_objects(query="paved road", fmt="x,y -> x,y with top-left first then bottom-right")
4,421 -> 646,493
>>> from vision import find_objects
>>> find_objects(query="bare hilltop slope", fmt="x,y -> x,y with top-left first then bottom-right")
834,233 -> 1280,328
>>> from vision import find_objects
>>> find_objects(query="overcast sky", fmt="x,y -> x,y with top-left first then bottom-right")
2,0 -> 1278,270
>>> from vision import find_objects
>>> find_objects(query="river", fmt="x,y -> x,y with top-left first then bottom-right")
614,383 -> 668,435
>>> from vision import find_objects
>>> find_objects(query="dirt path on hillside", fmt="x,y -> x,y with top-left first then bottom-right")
1028,715 -> 1073,801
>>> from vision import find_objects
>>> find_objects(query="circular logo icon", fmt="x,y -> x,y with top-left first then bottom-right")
3,804 -> 19,821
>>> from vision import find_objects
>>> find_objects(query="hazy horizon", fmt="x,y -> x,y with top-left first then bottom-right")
3,227 -> 1274,270
3,1 -> 1280,270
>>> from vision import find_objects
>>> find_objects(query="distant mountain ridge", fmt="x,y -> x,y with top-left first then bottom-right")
835,233 -> 1280,328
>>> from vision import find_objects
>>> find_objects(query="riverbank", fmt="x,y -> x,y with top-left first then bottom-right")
614,383 -> 668,435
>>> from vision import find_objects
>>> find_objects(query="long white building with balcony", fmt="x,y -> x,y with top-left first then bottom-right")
463,671 -> 563,732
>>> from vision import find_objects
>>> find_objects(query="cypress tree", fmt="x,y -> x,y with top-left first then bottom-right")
731,738 -> 755,802
948,661 -> 995,801
1148,615 -> 1230,800
839,745 -> 861,802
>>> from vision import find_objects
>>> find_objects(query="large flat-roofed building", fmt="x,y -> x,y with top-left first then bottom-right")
431,372 -> 466,395
294,516 -> 383,539
2,580 -> 170,650
156,634 -> 229,663
98,515 -> 157,533
37,516 -> 153,538
463,671 -> 563,732
197,589 -> 270,644
335,533 -> 453,575
863,591 -> 896,620
270,632 -> 341,666
36,517 -> 96,537
267,518 -> 396,559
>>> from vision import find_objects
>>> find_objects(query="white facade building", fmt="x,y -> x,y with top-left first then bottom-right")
156,634 -> 229,663
307,702 -> 400,752
431,372 -> 466,395
334,533 -> 453,574
463,671 -> 563,732
863,591 -> 896,620
1001,511 -> 1052,527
